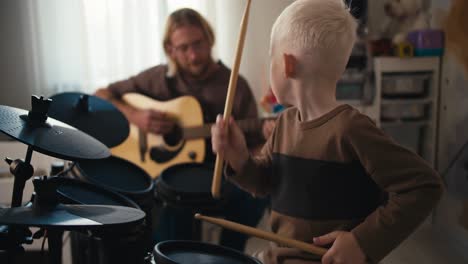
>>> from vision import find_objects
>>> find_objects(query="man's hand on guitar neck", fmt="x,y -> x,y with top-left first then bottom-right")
133,109 -> 175,135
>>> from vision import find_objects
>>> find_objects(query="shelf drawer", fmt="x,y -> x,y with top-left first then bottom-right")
381,103 -> 428,121
382,73 -> 431,98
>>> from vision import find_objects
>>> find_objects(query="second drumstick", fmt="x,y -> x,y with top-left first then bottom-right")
194,213 -> 327,256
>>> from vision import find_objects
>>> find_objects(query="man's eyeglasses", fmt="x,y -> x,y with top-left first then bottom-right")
172,39 -> 207,54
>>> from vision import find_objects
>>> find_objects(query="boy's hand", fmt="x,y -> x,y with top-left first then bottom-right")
262,119 -> 276,140
313,231 -> 367,264
211,115 -> 249,172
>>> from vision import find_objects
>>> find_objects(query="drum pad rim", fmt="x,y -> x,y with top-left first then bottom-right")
153,240 -> 261,264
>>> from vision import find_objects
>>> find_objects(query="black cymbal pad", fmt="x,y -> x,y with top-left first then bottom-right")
0,105 -> 110,160
49,92 -> 129,148
0,204 -> 145,231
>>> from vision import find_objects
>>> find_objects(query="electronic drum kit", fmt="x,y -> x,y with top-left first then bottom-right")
0,93 -> 265,264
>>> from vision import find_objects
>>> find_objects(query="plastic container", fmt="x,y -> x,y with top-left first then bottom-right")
407,30 -> 444,57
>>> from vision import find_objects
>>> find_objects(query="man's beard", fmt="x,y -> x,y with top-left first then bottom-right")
178,60 -> 211,80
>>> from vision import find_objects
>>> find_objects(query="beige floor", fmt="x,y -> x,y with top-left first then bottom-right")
239,210 -> 468,264
380,221 -> 468,264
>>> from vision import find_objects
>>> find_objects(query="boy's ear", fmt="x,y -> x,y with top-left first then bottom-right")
283,53 -> 297,78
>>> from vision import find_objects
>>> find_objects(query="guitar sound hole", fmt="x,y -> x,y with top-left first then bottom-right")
150,147 -> 175,163
163,125 -> 182,147
150,141 -> 185,163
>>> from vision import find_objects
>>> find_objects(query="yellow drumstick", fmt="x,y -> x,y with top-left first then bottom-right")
194,213 -> 327,256
211,0 -> 252,199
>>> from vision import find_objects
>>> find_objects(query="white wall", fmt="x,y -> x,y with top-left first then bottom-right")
213,0 -> 293,105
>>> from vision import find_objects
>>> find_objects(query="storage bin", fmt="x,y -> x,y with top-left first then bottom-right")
382,73 -> 430,98
381,103 -> 427,121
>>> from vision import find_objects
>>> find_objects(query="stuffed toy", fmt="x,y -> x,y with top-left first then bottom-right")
382,0 -> 429,43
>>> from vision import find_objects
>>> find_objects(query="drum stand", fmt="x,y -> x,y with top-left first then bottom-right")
1,147 -> 63,264
2,146 -> 35,263
1,95 -> 127,264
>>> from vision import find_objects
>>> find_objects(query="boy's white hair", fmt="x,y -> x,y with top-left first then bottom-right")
271,0 -> 357,79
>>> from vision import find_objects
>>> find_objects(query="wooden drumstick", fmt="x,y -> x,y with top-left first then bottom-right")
194,213 -> 328,256
211,0 -> 252,199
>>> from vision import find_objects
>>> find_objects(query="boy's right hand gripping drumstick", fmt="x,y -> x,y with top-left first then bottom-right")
195,213 -> 328,256
211,0 -> 252,199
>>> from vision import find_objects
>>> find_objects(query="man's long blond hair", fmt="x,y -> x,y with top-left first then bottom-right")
162,8 -> 215,77
445,0 -> 468,74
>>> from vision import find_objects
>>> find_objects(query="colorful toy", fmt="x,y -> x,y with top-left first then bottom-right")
407,29 -> 444,56
382,0 -> 429,44
261,88 -> 284,114
395,41 -> 414,57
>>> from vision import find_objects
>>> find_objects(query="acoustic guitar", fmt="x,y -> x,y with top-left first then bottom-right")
111,93 -> 272,178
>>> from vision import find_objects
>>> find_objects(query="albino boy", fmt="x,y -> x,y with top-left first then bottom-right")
211,0 -> 443,263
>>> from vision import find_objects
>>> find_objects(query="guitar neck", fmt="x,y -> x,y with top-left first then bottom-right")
182,117 -> 274,140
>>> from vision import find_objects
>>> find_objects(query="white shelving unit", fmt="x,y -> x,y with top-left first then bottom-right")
372,57 -> 441,166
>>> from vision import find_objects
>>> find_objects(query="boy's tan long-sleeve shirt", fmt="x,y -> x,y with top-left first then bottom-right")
228,105 -> 443,263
